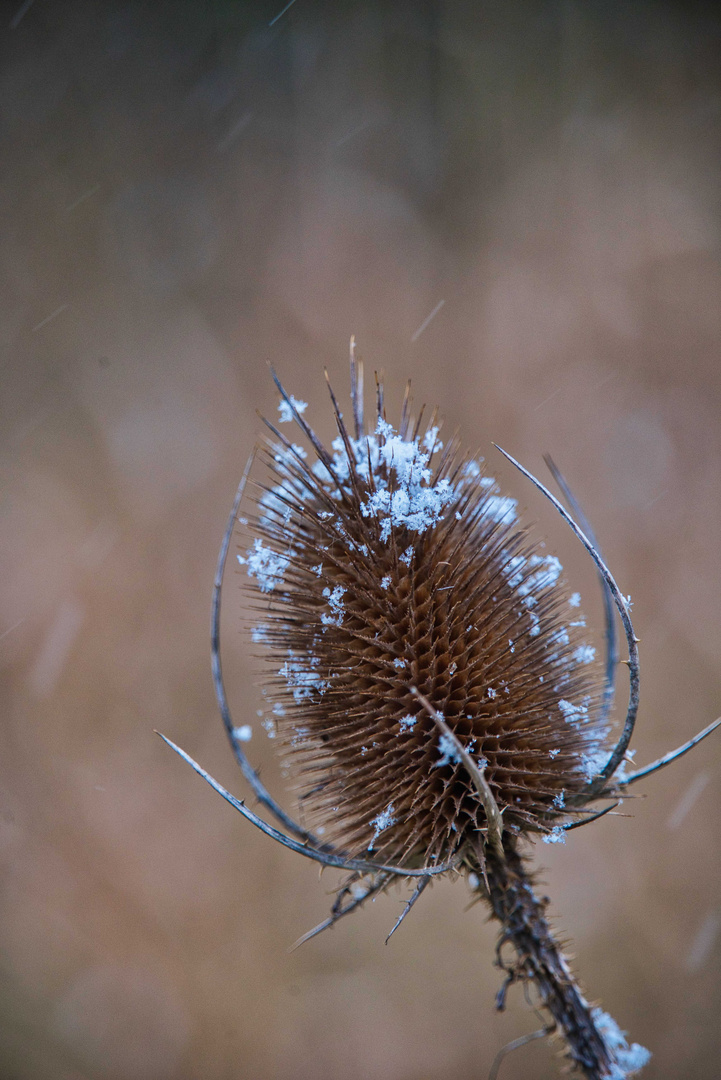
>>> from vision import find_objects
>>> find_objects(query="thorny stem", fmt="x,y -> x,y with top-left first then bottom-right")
481,839 -> 619,1080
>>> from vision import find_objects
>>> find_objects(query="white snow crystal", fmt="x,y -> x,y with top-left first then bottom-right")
591,1007 -> 652,1078
504,553 -> 563,613
433,732 -> 463,769
422,425 -> 442,452
321,584 -> 346,626
505,554 -> 527,591
278,395 -> 308,423
573,645 -> 596,666
399,714 -> 417,732
527,554 -> 563,592
580,749 -> 608,782
279,655 -> 329,704
361,480 -> 454,542
240,539 -> 290,593
480,494 -> 518,524
569,592 -> 581,608
357,419 -> 456,542
258,478 -> 300,528
558,699 -> 589,726
349,880 -> 370,901
232,725 -> 252,742
543,826 -> 567,845
272,442 -> 307,465
368,803 -> 396,849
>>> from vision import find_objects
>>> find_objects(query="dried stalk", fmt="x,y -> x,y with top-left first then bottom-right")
481,840 -> 622,1079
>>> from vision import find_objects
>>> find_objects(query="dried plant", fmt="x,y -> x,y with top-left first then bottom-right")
160,341 -> 720,1080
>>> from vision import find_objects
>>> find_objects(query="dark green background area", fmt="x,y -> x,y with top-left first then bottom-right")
1,2 -> 720,1078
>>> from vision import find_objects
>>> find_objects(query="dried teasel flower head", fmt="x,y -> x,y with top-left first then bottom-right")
238,352 -> 610,868
158,343 -> 721,1079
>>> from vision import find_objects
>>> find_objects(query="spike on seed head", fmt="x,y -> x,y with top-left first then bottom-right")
239,361 -> 608,868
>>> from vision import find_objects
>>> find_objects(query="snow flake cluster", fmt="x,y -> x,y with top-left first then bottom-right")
321,584 -> 347,627
278,653 -> 329,704
559,699 -> 589,726
239,538 -> 290,593
434,731 -> 463,769
506,553 -> 563,602
573,645 -> 596,666
357,418 -> 455,542
558,700 -> 610,783
480,493 -> 518,524
368,803 -> 396,849
277,395 -> 308,423
591,1007 -> 652,1078
500,550 -> 596,676
580,749 -> 609,783
543,825 -> 567,844
503,552 -> 564,641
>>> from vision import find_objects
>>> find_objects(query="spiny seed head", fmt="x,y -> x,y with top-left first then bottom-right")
238,361 -> 609,869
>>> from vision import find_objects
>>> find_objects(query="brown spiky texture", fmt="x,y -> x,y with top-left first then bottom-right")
238,369 -> 608,869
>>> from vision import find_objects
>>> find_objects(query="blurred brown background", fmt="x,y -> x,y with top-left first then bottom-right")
1,1 -> 720,1077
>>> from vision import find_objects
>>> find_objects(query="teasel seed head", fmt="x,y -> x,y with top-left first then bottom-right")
152,346 -> 720,1079
238,358 -> 609,869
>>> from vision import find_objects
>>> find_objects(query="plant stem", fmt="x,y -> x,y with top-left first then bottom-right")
482,839 -> 619,1079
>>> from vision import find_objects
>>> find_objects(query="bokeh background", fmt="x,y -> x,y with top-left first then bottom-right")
2,1 -> 721,1078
